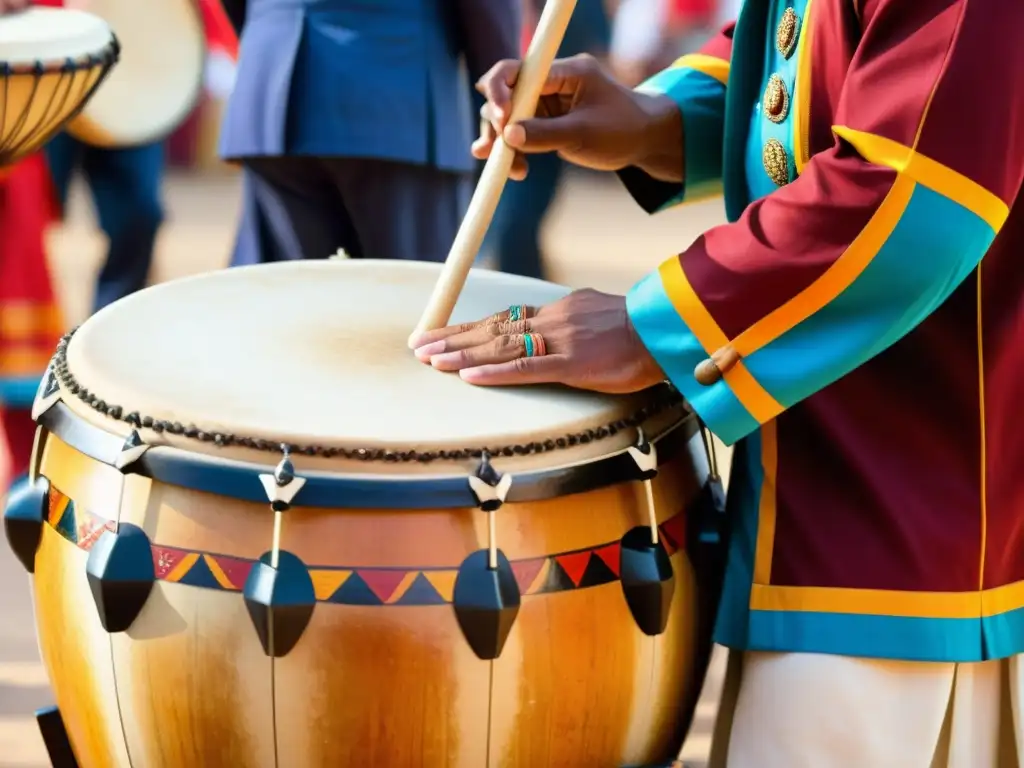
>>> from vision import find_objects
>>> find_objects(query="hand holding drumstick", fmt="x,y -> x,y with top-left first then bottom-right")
411,56 -> 684,394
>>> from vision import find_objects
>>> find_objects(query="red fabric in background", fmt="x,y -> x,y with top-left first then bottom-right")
199,0 -> 239,59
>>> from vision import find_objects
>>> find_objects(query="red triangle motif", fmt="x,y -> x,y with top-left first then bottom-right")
152,546 -> 187,579
356,569 -> 409,603
660,513 -> 686,553
592,543 -> 621,577
555,551 -> 592,587
209,554 -> 255,589
511,558 -> 546,593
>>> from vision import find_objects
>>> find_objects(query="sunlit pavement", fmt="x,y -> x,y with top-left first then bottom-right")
1,167 -> 730,767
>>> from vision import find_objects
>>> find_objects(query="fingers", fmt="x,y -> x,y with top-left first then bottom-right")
410,308 -> 536,352
472,103 -> 529,179
413,318 -> 532,363
475,59 -> 519,128
460,355 -> 567,386
503,114 -> 586,155
427,333 -> 532,372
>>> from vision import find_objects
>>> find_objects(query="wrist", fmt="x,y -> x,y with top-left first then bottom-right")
633,93 -> 684,183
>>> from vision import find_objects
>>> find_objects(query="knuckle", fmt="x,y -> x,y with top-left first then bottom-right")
497,333 -> 522,351
569,53 -> 597,71
513,357 -> 532,373
496,319 -> 529,335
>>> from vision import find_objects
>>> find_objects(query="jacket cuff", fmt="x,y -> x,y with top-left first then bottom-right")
626,267 -> 759,446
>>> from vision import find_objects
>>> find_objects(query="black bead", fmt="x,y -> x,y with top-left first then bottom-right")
3,476 -> 50,574
452,549 -> 520,660
86,523 -> 156,633
243,550 -> 316,658
619,526 -> 675,637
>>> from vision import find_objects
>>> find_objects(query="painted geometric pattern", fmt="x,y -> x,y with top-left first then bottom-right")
46,488 -> 687,606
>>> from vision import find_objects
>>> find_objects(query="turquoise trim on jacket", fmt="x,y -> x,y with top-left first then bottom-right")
638,67 -> 727,207
742,185 -> 996,410
626,270 -> 759,444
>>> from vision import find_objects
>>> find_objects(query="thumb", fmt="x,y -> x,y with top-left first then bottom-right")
503,114 -> 586,155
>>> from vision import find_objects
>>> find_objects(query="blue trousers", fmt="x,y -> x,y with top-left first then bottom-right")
45,134 -> 165,312
231,157 -> 470,265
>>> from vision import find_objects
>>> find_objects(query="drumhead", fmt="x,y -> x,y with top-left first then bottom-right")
0,8 -> 112,66
62,261 -> 671,469
68,0 -> 204,146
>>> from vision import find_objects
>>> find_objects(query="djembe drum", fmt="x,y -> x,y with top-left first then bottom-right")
6,261 -> 726,768
0,7 -> 118,166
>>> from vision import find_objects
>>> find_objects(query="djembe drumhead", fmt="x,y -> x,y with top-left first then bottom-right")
10,261 -> 725,767
0,8 -> 117,166
66,0 -> 204,147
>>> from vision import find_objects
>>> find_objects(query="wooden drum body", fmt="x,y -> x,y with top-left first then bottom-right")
0,8 -> 118,167
6,262 -> 727,768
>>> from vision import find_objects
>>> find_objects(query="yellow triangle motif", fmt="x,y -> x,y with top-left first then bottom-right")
423,570 -> 458,602
310,569 -> 352,601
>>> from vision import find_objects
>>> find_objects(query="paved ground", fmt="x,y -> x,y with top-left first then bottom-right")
0,167 -> 730,767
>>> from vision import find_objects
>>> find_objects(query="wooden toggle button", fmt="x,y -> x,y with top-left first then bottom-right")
694,345 -> 740,386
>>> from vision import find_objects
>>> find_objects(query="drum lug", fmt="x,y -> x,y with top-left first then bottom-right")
3,475 -> 50,574
35,705 -> 79,768
31,362 -> 62,422
243,550 -> 316,658
244,452 -> 316,658
86,523 -> 156,633
114,430 -> 149,473
619,526 -> 675,637
453,453 -> 521,660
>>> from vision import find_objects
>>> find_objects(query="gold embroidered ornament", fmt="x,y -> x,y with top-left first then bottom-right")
763,139 -> 790,187
777,6 -> 799,59
763,74 -> 790,123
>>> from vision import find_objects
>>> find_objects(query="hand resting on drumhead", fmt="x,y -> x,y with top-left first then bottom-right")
472,54 -> 684,182
410,289 -> 666,394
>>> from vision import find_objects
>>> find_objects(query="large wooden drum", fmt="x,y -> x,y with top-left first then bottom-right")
6,261 -> 725,768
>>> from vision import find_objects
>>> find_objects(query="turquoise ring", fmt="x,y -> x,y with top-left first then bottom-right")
522,332 -> 547,358
508,304 -> 528,323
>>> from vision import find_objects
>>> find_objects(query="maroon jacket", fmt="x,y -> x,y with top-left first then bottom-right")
622,0 -> 1024,661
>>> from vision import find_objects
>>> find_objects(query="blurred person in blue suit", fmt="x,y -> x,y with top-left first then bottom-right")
219,0 -> 520,265
480,0 -> 610,279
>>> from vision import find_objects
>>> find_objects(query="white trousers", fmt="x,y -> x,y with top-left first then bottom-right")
708,651 -> 1024,767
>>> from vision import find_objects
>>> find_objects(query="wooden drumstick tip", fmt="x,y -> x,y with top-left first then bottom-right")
694,345 -> 740,386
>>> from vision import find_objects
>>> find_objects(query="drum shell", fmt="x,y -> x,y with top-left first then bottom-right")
32,425 -> 713,768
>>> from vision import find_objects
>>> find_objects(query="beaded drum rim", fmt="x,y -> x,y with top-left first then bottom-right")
1,37 -> 119,74
45,328 -> 687,464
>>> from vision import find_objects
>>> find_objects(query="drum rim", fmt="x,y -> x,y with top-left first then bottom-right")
34,330 -> 705,510
48,326 -> 685,465
37,398 -> 701,509
1,36 -> 118,73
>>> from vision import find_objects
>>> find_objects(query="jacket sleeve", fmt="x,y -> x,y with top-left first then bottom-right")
625,0 -> 1024,445
454,0 -> 522,84
617,23 -> 735,212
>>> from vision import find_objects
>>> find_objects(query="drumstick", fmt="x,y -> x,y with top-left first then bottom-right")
408,0 -> 579,345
